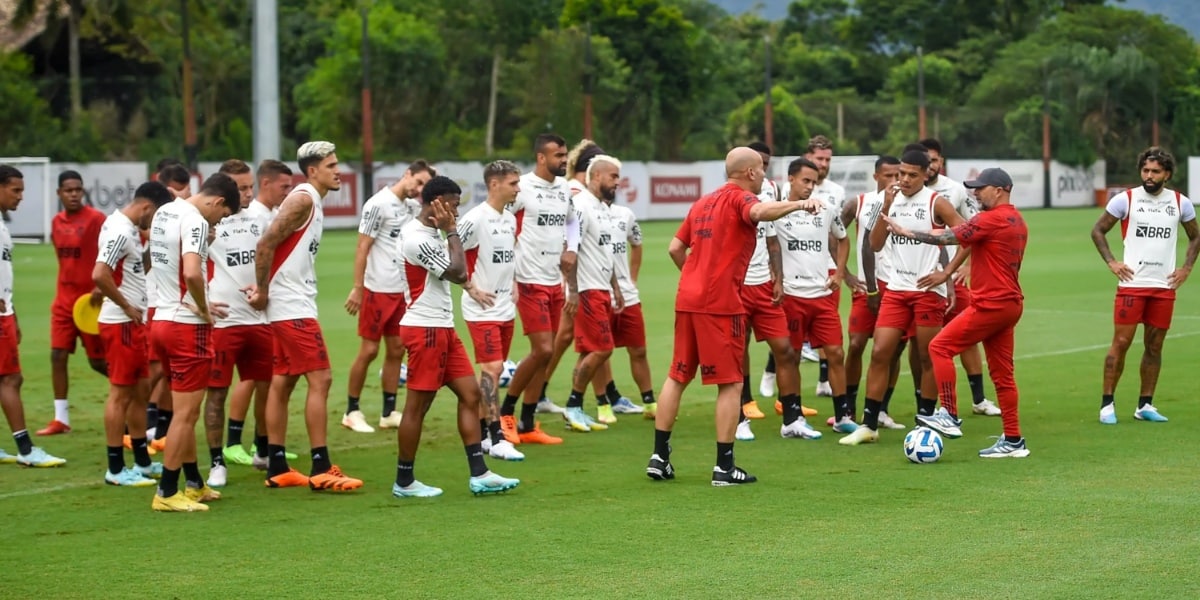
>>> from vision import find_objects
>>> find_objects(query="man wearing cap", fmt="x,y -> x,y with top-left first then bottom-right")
882,168 -> 1030,458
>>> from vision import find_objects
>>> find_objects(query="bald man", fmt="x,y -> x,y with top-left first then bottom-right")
647,147 -> 822,487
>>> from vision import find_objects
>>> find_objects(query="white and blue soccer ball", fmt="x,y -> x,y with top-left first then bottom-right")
499,360 -> 518,388
903,427 -> 944,464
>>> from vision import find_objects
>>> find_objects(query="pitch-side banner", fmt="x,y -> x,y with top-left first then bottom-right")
945,160 -> 1044,208
1049,160 -> 1105,207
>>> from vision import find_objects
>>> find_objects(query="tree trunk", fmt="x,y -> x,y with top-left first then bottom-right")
485,47 -> 501,156
68,0 -> 83,119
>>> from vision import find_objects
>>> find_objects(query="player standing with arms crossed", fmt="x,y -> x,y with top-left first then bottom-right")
1090,147 -> 1199,424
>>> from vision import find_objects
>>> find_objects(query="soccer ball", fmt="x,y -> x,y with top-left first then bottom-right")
499,360 -> 518,388
903,427 -> 944,464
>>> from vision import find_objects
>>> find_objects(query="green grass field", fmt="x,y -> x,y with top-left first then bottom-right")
3,209 -> 1200,598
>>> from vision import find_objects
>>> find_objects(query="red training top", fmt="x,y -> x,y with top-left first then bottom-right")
51,206 -> 106,306
951,203 -> 1027,309
674,182 -> 760,315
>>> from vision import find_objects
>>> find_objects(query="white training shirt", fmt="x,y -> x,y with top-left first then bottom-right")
358,187 -> 411,294
511,172 -> 572,286
573,189 -> 615,293
0,219 -> 13,316
209,202 -> 269,328
96,211 -> 147,324
881,186 -> 947,297
458,201 -> 517,322
267,183 -> 324,322
775,200 -> 847,298
400,220 -> 456,329
745,180 -> 778,286
148,199 -> 211,324
854,191 -> 893,284
609,204 -> 642,307
812,178 -> 846,270
1106,187 -> 1196,290
928,174 -> 976,260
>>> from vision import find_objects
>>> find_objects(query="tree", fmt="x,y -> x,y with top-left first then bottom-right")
726,85 -> 811,153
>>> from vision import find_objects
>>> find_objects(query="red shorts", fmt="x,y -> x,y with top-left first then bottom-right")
611,303 -> 647,349
99,321 -> 149,386
400,326 -> 476,392
271,319 -> 330,376
151,321 -> 215,392
1115,288 -> 1175,330
50,300 -> 104,359
517,283 -> 565,335
876,289 -> 947,332
357,290 -> 406,341
849,281 -> 889,336
945,282 -> 971,324
668,312 -> 747,386
784,294 -> 844,349
209,324 -> 274,388
467,320 -> 515,364
0,315 -> 20,376
740,281 -> 788,341
146,308 -> 159,362
575,290 -> 614,353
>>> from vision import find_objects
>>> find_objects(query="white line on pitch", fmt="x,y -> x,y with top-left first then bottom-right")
1024,308 -> 1200,321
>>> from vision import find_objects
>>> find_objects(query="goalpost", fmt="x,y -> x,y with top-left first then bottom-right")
0,157 -> 53,244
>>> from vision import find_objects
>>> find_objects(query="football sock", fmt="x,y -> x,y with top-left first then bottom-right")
156,410 -> 173,440
882,387 -> 895,413
267,444 -> 289,476
146,403 -> 159,435
395,460 -> 415,487
863,398 -> 882,430
780,393 -> 801,425
382,392 -> 397,417
654,429 -> 672,459
846,384 -> 860,420
210,447 -> 225,468
765,352 -> 776,374
716,442 -> 735,471
479,419 -> 489,440
182,462 -> 203,488
1101,394 -> 1115,408
131,437 -> 151,467
967,374 -> 986,404
158,468 -> 181,497
310,446 -> 331,475
501,394 -> 519,417
254,436 -> 269,458
741,375 -> 753,404
566,390 -> 585,409
539,382 -> 549,402
346,396 -> 360,414
465,443 -> 488,477
519,402 -> 537,432
1005,435 -> 1023,443
1138,395 -> 1153,409
819,359 -> 829,384
226,419 -> 244,447
642,390 -> 655,404
488,420 -> 503,446
107,446 -> 124,475
918,397 -> 937,416
54,399 -> 70,425
605,381 -> 622,404
596,394 -> 610,407
833,394 -> 847,419
13,430 -> 32,455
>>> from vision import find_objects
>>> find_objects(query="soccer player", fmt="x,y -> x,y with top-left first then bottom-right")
561,155 -> 624,432
249,141 -> 363,491
498,134 -> 572,446
199,159 -> 274,488
94,181 -> 173,486
1090,147 -> 1199,424
41,170 -> 107,436
645,147 -> 822,486
0,165 -> 68,467
920,138 -> 1001,417
885,168 -> 1031,457
392,176 -> 520,498
147,173 -> 241,511
839,150 -> 964,446
343,161 -> 433,433
458,160 -> 524,461
156,163 -> 192,197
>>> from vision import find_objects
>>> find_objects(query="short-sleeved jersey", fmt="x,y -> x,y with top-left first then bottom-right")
674,182 -> 759,315
458,202 -> 517,322
776,200 -> 847,298
951,204 -> 1027,309
854,191 -> 892,283
812,179 -> 846,270
511,172 -> 572,286
52,206 -> 106,305
928,175 -> 977,261
1106,187 -> 1197,290
400,220 -> 456,329
745,180 -> 778,286
882,186 -> 947,297
0,220 -> 13,316
359,188 -> 410,294
267,183 -> 324,322
209,202 -> 269,328
610,204 -> 642,307
96,211 -> 146,324
149,199 -> 210,325
573,190 -> 616,292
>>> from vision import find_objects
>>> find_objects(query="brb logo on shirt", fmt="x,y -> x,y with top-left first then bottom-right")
491,250 -> 514,263
1135,225 -> 1172,239
599,233 -> 611,246
537,213 -> 567,227
226,249 -> 256,266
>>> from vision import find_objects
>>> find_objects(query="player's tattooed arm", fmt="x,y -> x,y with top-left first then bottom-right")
1169,218 -> 1200,289
884,216 -> 961,246
861,227 -> 878,294
1091,212 -> 1133,281
254,193 -> 313,292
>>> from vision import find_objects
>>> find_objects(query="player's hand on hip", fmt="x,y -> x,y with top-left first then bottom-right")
122,304 -> 144,325
844,272 -> 866,294
1168,267 -> 1191,289
613,290 -> 625,314
90,290 -> 105,307
467,286 -> 496,308
826,271 -> 842,291
1107,260 -> 1134,282
243,285 -> 268,311
345,286 -> 363,315
209,302 -> 231,320
918,270 -> 950,291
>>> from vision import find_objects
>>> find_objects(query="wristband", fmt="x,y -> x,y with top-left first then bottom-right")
445,231 -> 459,239
866,291 -> 879,296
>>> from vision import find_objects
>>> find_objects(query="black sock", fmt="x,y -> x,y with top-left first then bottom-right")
182,462 -> 203,488
1005,434 -> 1023,443
479,418 -> 489,441
862,398 -> 882,430
382,392 -> 397,417
716,441 -> 735,470
310,446 -> 331,476
832,394 -> 847,419
967,374 -> 985,404
501,394 -> 520,417
918,397 -> 937,416
819,359 -> 829,384
765,352 -> 776,374
567,390 -> 585,409
605,381 -> 622,404
539,382 -> 549,402
465,442 -> 489,477
106,446 -> 125,475
267,444 -> 289,476
1101,394 -> 1115,408
596,394 -> 609,407
741,375 -> 753,404
780,393 -> 801,425
131,437 -> 151,467
846,384 -> 860,420
1138,395 -> 1152,409
146,403 -> 159,433
488,420 -> 503,445
346,396 -> 360,414
158,467 -> 181,497
157,410 -> 173,439
913,389 -> 921,406
519,402 -> 537,432
395,460 -> 415,487
226,419 -> 244,447
254,435 -> 269,458
882,387 -> 895,413
210,447 -> 225,468
654,429 -> 672,459
642,390 -> 655,404
12,430 -> 32,455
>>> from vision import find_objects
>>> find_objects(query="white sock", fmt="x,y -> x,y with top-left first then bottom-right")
54,400 -> 69,425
